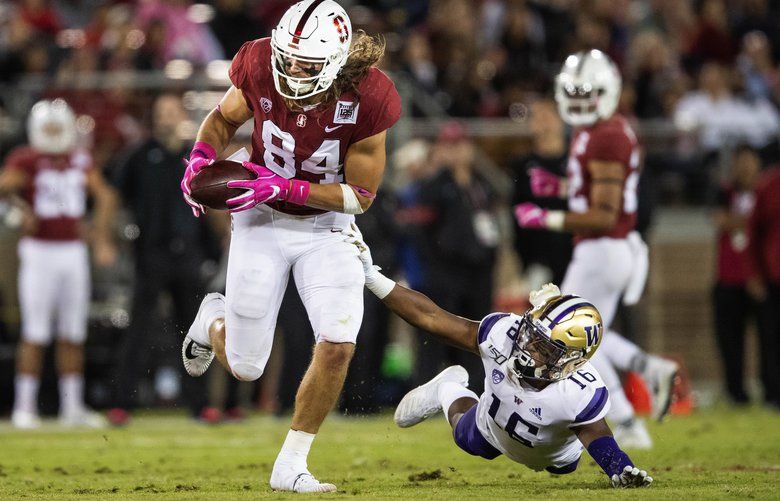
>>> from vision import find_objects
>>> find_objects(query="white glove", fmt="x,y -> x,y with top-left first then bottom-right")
529,283 -> 562,310
342,223 -> 396,299
611,465 -> 653,488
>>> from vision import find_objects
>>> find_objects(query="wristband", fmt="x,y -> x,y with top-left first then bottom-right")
545,210 -> 565,231
191,141 -> 217,161
367,269 -> 396,299
586,436 -> 633,478
287,179 -> 310,205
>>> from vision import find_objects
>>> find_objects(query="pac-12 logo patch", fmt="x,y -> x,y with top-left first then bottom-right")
260,97 -> 272,113
492,369 -> 505,384
334,101 -> 359,124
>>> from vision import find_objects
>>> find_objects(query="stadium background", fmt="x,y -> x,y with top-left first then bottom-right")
0,0 -> 778,418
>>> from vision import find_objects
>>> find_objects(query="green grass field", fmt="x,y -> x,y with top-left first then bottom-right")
0,406 -> 778,500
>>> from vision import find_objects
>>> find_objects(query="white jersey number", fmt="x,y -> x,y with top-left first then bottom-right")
33,169 -> 86,218
261,120 -> 343,184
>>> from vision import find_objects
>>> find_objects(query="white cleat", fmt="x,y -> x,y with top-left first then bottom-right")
613,419 -> 653,450
643,356 -> 679,421
182,293 -> 223,377
270,465 -> 337,493
394,365 -> 469,428
59,408 -> 107,428
12,409 -> 41,430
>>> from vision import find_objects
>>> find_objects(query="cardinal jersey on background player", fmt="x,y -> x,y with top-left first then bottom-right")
228,37 -> 401,216
566,114 -> 640,241
3,145 -> 91,343
5,145 -> 91,241
474,313 -> 610,471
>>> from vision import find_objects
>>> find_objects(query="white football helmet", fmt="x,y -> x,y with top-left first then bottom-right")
271,0 -> 352,100
554,49 -> 621,127
27,99 -> 77,154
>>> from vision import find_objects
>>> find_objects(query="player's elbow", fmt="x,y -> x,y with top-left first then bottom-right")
358,195 -> 373,212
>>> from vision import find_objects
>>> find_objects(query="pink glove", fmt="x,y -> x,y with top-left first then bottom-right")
529,168 -> 563,198
514,202 -> 548,229
226,161 -> 310,213
181,141 -> 217,217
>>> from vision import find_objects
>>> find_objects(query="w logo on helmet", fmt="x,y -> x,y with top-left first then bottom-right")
584,324 -> 602,347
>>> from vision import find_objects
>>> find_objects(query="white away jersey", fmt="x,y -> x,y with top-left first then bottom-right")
474,312 -> 611,470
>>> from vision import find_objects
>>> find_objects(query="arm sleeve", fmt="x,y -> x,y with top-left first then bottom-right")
587,130 -> 633,166
353,75 -> 402,143
228,40 -> 256,93
570,386 -> 611,426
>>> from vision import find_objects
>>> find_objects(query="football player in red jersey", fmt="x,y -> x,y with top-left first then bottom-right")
514,50 -> 679,449
0,99 -> 118,429
178,0 -> 401,492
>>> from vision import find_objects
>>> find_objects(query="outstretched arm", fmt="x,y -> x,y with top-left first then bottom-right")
573,419 -> 653,488
343,226 -> 479,354
382,282 -> 479,354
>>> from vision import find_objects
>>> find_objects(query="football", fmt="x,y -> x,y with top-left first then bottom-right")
189,160 -> 255,210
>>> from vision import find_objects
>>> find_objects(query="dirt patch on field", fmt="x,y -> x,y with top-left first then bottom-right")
408,469 -> 443,482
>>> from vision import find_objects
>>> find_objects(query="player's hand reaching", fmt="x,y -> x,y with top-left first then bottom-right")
610,465 -> 653,488
529,168 -> 565,198
341,223 -> 383,286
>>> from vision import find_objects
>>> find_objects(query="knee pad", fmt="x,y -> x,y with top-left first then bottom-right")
231,362 -> 264,382
231,266 -> 273,319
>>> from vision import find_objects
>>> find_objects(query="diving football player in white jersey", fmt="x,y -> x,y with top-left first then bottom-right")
343,228 -> 653,488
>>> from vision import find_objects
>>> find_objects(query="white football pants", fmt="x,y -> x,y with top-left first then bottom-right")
18,238 -> 90,345
561,237 -> 645,424
223,205 -> 364,381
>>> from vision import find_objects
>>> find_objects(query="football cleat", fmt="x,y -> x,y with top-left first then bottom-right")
11,409 -> 41,430
270,465 -> 337,493
59,408 -> 107,428
394,365 -> 469,428
643,356 -> 679,422
613,419 -> 653,450
182,293 -> 223,377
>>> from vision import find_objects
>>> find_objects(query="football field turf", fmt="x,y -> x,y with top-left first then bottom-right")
0,406 -> 777,500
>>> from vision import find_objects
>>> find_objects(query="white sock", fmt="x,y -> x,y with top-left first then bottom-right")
590,352 -> 635,424
59,373 -> 84,415
275,429 -> 316,467
602,331 -> 645,372
193,294 -> 225,347
437,381 -> 478,423
14,374 -> 40,414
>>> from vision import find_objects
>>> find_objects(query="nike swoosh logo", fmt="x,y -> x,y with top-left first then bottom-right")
184,340 -> 198,360
325,125 -> 343,132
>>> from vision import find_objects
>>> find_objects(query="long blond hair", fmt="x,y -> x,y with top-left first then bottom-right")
284,30 -> 386,110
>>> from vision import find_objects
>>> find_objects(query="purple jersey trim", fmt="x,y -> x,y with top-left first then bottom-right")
453,405 -> 501,460
546,458 -> 579,474
478,313 -> 509,344
574,386 -> 609,423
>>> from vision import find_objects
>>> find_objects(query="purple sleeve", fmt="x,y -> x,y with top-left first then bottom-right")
477,313 -> 509,344
587,436 -> 634,478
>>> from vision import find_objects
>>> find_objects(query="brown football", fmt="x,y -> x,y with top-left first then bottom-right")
189,160 -> 255,210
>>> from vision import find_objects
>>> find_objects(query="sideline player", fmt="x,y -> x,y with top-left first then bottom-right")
514,50 -> 678,448
0,99 -> 117,428
179,0 -> 401,492
344,228 -> 652,488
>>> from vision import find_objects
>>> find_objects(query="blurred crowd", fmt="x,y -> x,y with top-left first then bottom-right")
2,0 -> 780,419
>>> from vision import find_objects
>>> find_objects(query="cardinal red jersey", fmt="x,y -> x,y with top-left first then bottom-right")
3,145 -> 91,241
229,37 -> 402,216
566,114 -> 640,241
